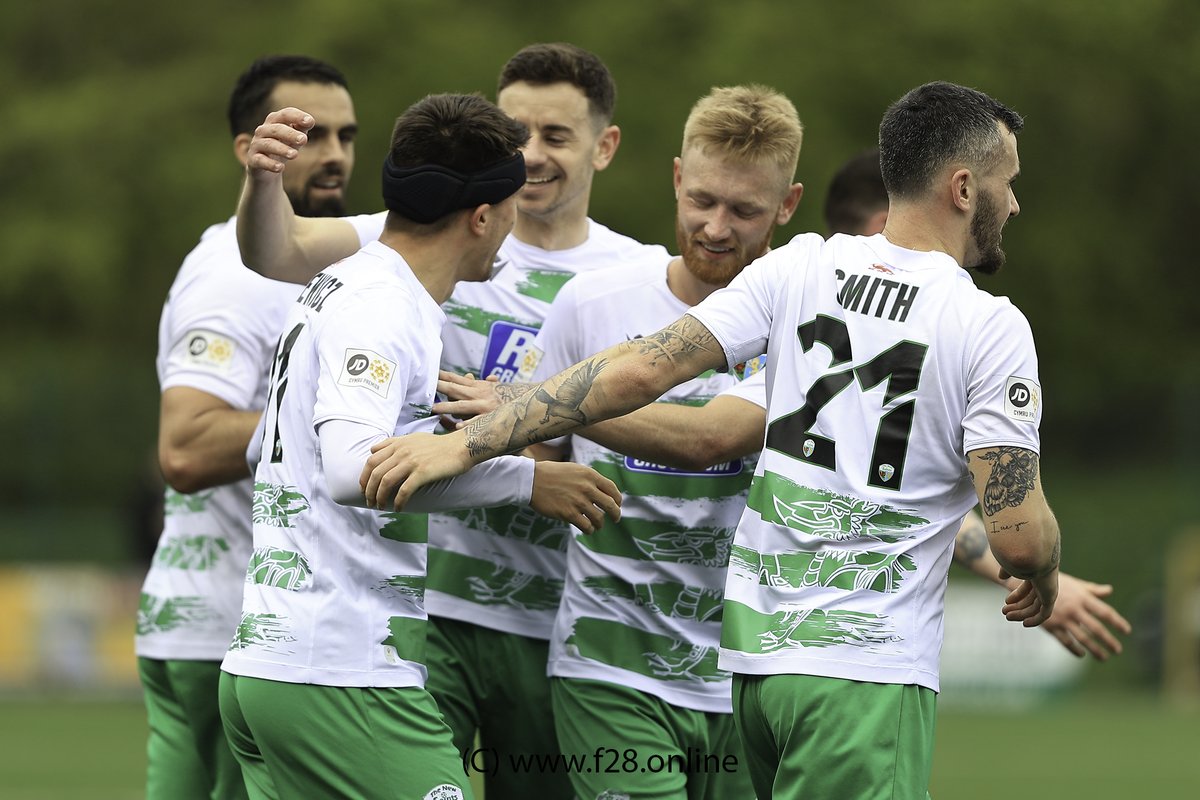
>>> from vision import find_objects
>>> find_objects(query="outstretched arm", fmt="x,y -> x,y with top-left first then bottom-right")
362,314 -> 729,509
237,107 -> 363,284
952,509 -> 1131,659
432,369 -> 765,471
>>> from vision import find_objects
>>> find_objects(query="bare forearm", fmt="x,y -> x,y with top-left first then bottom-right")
462,315 -> 726,463
580,398 -> 763,471
236,171 -> 308,281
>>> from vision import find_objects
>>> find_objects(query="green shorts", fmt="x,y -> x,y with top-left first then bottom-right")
138,657 -> 247,800
552,676 -> 755,800
425,616 -> 568,799
218,671 -> 473,800
733,673 -> 936,800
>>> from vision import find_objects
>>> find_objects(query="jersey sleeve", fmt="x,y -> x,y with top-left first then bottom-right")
688,235 -> 816,369
716,369 -> 767,410
160,264 -> 286,410
312,284 -> 423,435
961,301 -> 1042,454
346,212 -> 387,246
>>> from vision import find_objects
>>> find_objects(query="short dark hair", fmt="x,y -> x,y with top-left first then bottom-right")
823,148 -> 887,235
227,55 -> 348,137
385,94 -> 529,232
879,81 -> 1024,200
497,42 -> 616,125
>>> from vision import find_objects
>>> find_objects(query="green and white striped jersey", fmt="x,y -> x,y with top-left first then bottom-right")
531,259 -> 766,713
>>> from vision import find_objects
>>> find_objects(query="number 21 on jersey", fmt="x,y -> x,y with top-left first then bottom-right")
765,314 -> 927,490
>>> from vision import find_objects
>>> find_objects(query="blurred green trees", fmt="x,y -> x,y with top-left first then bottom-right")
1,0 -> 1196,515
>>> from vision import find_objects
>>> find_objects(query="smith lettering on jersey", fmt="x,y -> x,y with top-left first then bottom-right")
835,267 -> 919,323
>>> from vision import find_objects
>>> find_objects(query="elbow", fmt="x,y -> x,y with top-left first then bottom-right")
990,534 -> 1057,579
159,446 -> 210,495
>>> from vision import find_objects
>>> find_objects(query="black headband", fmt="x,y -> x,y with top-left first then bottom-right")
381,151 -> 526,224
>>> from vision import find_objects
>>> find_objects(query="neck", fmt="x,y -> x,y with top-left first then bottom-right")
378,231 -> 460,304
512,210 -> 590,251
881,206 -> 966,266
666,257 -> 725,307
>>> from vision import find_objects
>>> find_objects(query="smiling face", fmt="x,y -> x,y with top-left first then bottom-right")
673,145 -> 800,286
496,80 -> 616,228
268,80 -> 358,217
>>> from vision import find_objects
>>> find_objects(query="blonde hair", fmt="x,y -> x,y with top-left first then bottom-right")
681,85 -> 803,180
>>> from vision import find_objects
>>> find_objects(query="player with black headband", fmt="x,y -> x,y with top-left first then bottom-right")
217,93 -> 621,800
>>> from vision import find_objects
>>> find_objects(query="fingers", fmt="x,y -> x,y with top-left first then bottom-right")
1047,626 -> 1087,658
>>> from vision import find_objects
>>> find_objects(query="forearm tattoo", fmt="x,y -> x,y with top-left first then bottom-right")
460,316 -> 722,462
463,356 -> 608,458
494,382 -> 536,404
633,316 -> 720,367
955,516 -> 989,563
978,447 -> 1038,516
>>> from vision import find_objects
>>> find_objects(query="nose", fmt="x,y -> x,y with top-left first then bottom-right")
1010,193 -> 1020,218
313,134 -> 348,168
703,208 -> 732,241
522,134 -> 547,169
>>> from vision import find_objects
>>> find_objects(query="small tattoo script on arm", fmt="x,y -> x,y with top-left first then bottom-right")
978,447 -> 1038,516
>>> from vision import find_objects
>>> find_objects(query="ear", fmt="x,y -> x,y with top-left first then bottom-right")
950,168 -> 973,213
592,124 -> 620,172
672,157 -> 683,199
468,203 -> 491,237
233,133 -> 253,167
776,182 -> 804,225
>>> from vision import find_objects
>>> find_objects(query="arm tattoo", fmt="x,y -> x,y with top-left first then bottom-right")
978,447 -> 1038,516
494,382 -> 536,403
633,316 -> 722,367
462,357 -> 608,458
955,516 -> 989,563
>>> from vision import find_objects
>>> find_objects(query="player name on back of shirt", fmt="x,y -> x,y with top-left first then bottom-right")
298,271 -> 344,313
835,266 -> 919,323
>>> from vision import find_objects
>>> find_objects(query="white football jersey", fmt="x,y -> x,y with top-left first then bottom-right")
138,218 -> 300,660
533,259 -> 764,713
689,233 -> 1042,691
221,241 -> 450,688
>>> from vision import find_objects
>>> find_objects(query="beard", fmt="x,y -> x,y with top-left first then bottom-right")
675,216 -> 775,287
967,190 -> 1007,276
287,170 -> 348,218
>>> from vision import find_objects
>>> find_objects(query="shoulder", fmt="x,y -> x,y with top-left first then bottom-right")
584,219 -> 670,262
553,259 -> 668,309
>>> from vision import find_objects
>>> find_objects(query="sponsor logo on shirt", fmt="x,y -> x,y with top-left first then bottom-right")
734,354 -> 767,380
180,328 -> 235,372
1003,376 -> 1040,422
423,785 -> 465,800
515,343 -> 544,382
623,456 -> 743,477
483,321 -> 538,382
338,348 -> 396,397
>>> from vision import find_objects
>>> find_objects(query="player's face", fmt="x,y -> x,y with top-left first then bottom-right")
269,81 -> 358,217
497,81 -> 615,226
966,126 -> 1021,275
674,146 -> 796,286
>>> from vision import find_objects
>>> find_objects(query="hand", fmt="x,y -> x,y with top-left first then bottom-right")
530,461 -> 622,534
359,431 -> 473,511
433,370 -> 504,423
1039,573 -> 1132,660
1000,568 -> 1057,628
245,107 -> 315,177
